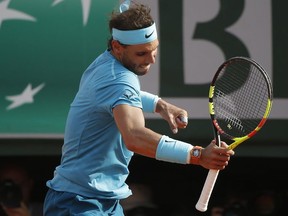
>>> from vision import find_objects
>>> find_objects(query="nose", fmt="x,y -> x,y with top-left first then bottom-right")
147,53 -> 156,64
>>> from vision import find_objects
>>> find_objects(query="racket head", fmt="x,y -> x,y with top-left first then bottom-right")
208,57 -> 273,148
196,57 -> 273,213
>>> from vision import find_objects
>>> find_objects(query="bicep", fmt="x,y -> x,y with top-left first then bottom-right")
113,104 -> 145,142
113,104 -> 161,157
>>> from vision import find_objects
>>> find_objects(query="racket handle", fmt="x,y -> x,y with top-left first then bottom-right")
195,169 -> 219,212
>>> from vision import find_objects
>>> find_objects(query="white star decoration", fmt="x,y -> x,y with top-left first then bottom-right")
0,0 -> 92,28
52,0 -> 92,26
0,0 -> 36,28
6,83 -> 45,110
0,1 -> 93,111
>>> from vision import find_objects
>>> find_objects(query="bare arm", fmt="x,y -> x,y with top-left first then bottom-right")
155,99 -> 234,168
113,104 -> 161,158
113,101 -> 234,169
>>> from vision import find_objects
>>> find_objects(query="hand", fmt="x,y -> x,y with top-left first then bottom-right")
199,140 -> 235,170
1,202 -> 31,216
155,99 -> 188,134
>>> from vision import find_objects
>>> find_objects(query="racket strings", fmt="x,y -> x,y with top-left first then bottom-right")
214,91 -> 244,132
213,61 -> 270,138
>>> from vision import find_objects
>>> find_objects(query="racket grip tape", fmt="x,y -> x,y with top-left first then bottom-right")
195,169 -> 220,212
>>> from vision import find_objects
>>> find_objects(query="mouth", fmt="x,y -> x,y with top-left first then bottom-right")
140,64 -> 150,70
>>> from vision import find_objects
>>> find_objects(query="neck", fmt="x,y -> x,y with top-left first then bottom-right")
110,50 -> 119,61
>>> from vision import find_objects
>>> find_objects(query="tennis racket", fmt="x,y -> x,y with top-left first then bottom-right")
195,56 -> 273,212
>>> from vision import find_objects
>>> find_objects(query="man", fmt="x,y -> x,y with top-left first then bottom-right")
44,2 -> 234,215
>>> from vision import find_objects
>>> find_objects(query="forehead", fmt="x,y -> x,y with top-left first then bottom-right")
127,39 -> 159,52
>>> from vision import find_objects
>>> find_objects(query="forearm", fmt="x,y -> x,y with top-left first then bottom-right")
124,126 -> 162,158
127,129 -> 233,169
155,98 -> 168,113
114,99 -> 232,168
125,127 -> 194,164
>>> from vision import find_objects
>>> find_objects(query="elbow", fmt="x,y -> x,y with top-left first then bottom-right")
123,135 -> 137,152
121,129 -> 142,152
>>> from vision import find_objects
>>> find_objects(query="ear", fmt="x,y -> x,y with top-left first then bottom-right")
111,40 -> 123,54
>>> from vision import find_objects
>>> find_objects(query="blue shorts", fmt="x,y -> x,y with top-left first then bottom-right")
43,188 -> 124,216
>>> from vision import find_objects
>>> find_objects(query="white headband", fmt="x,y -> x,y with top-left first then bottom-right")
112,23 -> 158,45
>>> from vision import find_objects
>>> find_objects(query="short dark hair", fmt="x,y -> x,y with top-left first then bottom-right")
107,2 -> 155,49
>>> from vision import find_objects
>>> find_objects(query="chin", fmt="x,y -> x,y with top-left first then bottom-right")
137,70 -> 149,76
132,67 -> 148,75
136,72 -> 147,76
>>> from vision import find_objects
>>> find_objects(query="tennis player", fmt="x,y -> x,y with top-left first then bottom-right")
43,2 -> 234,215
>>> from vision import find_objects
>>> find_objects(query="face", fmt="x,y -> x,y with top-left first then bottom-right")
112,39 -> 159,76
0,166 -> 33,204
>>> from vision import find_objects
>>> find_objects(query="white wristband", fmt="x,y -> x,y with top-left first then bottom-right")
156,135 -> 193,164
140,91 -> 160,113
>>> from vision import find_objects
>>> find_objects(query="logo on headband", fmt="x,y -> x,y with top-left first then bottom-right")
145,30 -> 155,39
112,23 -> 157,45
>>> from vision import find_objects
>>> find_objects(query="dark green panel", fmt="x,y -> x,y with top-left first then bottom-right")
272,0 -> 288,98
145,119 -> 286,143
